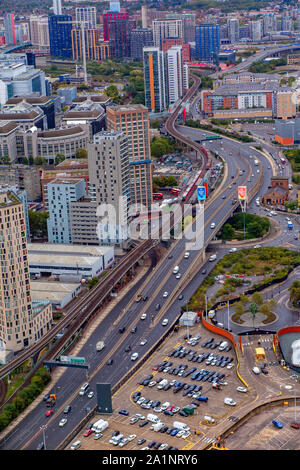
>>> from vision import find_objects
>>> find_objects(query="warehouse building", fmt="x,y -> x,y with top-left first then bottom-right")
28,243 -> 114,280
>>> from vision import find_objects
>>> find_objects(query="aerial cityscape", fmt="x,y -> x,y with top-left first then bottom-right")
0,0 -> 300,455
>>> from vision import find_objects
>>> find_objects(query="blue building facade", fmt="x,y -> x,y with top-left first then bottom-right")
48,15 -> 73,60
195,24 -> 220,63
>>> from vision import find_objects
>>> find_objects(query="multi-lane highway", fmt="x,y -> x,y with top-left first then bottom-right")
0,112 -> 272,450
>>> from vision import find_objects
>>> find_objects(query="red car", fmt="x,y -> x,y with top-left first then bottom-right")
45,410 -> 54,417
83,429 -> 92,437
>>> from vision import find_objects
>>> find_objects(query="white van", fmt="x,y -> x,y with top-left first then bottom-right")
219,341 -> 228,351
70,440 -> 81,450
173,421 -> 190,431
173,266 -> 179,274
130,352 -> 139,361
209,254 -> 217,262
157,379 -> 168,389
147,413 -> 160,423
92,419 -> 105,432
79,382 -> 89,396
184,252 -> 190,259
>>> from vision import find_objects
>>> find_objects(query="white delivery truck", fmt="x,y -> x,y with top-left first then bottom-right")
92,419 -> 106,432
157,379 -> 168,389
96,341 -> 105,351
173,421 -> 190,431
96,420 -> 109,433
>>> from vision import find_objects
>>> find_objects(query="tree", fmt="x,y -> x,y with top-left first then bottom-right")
234,302 -> 244,316
76,148 -> 88,159
28,210 -> 49,238
87,276 -> 99,289
251,292 -> 263,305
221,223 -> 235,240
34,157 -> 47,166
249,302 -> 259,328
55,153 -> 65,166
0,155 -> 10,165
289,280 -> 300,307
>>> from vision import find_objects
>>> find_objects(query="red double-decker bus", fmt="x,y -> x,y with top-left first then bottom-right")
170,188 -> 181,195
153,193 -> 163,200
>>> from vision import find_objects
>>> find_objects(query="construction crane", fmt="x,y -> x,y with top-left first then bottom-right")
57,19 -> 91,85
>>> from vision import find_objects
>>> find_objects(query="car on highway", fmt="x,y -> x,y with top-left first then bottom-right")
229,247 -> 237,253
184,252 -> 190,258
63,405 -> 71,414
162,318 -> 169,326
202,268 -> 207,274
178,294 -> 184,300
140,338 -> 147,346
222,195 -> 226,199
45,410 -> 54,417
163,292 -> 169,298
125,345 -> 131,352
272,419 -> 283,429
140,313 -> 147,320
253,245 -> 261,249
106,359 -> 113,365
210,222 -> 216,229
59,418 -> 67,427
224,397 -> 236,406
175,273 -> 181,279
236,386 -> 248,393
131,353 -> 139,361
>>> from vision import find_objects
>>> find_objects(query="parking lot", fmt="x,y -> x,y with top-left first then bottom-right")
68,323 -> 254,451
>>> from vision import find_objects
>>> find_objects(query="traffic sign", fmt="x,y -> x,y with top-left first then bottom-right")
60,355 -> 85,365
197,186 -> 206,201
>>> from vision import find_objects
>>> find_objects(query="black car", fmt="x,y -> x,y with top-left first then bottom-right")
125,345 -> 131,352
131,326 -> 137,334
178,294 -> 184,300
36,442 -> 45,450
143,296 -> 148,301
202,269 -> 207,274
139,420 -> 148,427
179,410 -> 188,417
160,426 -> 168,433
148,441 -> 156,448
43,394 -> 50,402
118,327 -> 125,334
163,384 -> 172,391
106,359 -> 113,365
261,367 -> 268,374
112,430 -> 120,437
63,405 -> 72,414
155,303 -> 161,311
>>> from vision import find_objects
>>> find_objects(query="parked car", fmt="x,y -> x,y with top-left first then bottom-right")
224,397 -> 236,406
272,419 -> 283,429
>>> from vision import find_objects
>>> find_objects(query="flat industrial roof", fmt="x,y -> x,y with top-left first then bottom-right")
30,280 -> 80,301
27,243 -> 113,256
28,253 -> 101,267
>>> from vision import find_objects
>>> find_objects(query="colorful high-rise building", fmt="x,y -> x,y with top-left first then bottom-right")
106,104 -> 153,211
195,24 -> 220,63
143,46 -> 167,113
102,11 -> 134,58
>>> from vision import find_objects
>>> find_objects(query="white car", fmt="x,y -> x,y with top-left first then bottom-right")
59,418 -> 67,427
161,402 -> 170,411
229,247 -> 237,253
140,313 -> 147,320
210,222 -> 216,229
177,430 -> 186,437
159,443 -> 169,450
224,397 -> 237,406
140,338 -> 147,346
184,252 -> 190,258
119,438 -> 129,447
148,381 -> 156,387
87,391 -> 94,399
175,273 -> 181,279
131,353 -> 139,361
128,434 -> 137,441
227,364 -> 234,370
163,291 -> 169,298
94,432 -> 103,440
253,244 -> 261,249
161,318 -> 169,326
236,386 -> 248,393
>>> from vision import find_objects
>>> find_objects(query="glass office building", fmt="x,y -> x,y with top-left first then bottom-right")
48,14 -> 73,59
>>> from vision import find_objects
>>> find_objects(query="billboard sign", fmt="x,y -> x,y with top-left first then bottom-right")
197,186 -> 206,201
60,355 -> 85,365
238,186 -> 247,201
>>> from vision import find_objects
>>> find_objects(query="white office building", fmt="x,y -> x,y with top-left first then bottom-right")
166,45 -> 183,105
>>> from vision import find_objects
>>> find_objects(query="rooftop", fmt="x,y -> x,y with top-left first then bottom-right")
27,243 -> 113,257
37,126 -> 85,139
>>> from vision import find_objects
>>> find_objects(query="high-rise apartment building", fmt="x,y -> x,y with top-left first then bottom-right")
47,177 -> 86,244
106,104 -> 153,211
48,14 -> 73,59
75,7 -> 97,29
53,0 -> 62,16
130,28 -> 153,61
4,13 -> 16,46
165,13 -> 195,43
30,16 -> 50,48
87,130 -> 130,244
263,13 -> 277,35
0,189 -> 52,354
71,28 -> 101,61
195,24 -> 220,62
153,18 -> 183,49
250,20 -> 262,41
166,45 -> 184,105
143,46 -> 167,113
102,11 -> 129,41
104,13 -> 134,58
227,18 -> 239,43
